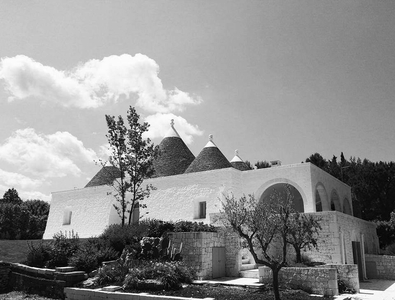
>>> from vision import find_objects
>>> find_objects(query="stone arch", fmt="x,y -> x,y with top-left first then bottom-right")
258,181 -> 305,212
330,189 -> 341,212
343,197 -> 352,215
315,183 -> 329,212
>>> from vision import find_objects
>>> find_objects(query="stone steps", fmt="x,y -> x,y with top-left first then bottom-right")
239,268 -> 259,279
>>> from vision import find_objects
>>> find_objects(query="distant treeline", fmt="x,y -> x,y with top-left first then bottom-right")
0,188 -> 49,239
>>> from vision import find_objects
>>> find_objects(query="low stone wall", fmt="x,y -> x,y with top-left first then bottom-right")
0,261 -> 87,299
317,264 -> 359,292
365,254 -> 395,280
169,229 -> 240,279
64,287 -> 215,300
259,266 -> 338,296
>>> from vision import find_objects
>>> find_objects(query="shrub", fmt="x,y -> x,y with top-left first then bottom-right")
26,241 -> 52,268
383,242 -> 395,255
69,238 -> 119,273
141,219 -> 174,237
46,231 -> 80,268
173,221 -> 216,232
338,279 -> 356,294
123,261 -> 195,291
99,224 -> 147,252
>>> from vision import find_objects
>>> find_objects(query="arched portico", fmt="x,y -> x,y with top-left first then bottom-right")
330,189 -> 341,212
256,179 -> 306,212
315,183 -> 329,212
343,197 -> 352,215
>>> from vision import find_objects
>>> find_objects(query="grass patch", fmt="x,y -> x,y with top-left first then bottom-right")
0,240 -> 44,263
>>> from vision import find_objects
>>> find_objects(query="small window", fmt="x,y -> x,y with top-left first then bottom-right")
63,210 -> 72,225
199,201 -> 206,219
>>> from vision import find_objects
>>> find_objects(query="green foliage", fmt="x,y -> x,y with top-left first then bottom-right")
287,213 -> 322,263
68,238 -> 119,273
0,196 -> 49,239
99,224 -> 145,252
338,279 -> 356,294
173,220 -> 217,232
255,160 -> 271,169
143,219 -> 175,237
100,106 -> 158,226
123,261 -> 195,291
46,231 -> 80,268
26,241 -> 52,267
1,188 -> 22,205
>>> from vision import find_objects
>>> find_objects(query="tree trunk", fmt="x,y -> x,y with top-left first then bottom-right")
272,268 -> 281,300
295,246 -> 302,263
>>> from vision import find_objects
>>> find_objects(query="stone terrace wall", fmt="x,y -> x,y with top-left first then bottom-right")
301,212 -> 378,264
259,266 -> 338,296
366,254 -> 395,280
65,287 -> 215,300
317,264 -> 359,292
169,229 -> 240,279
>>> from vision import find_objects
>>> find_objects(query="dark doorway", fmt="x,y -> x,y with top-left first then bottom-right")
212,247 -> 225,278
352,241 -> 363,280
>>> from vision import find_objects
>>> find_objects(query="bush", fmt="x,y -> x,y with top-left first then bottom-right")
143,219 -> 175,237
26,241 -> 52,267
383,242 -> 395,255
46,231 -> 80,268
100,224 -> 147,252
173,221 -> 216,232
123,261 -> 195,291
25,231 -> 80,268
69,238 -> 119,273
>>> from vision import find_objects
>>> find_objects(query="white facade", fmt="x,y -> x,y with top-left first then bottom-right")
44,162 -> 353,239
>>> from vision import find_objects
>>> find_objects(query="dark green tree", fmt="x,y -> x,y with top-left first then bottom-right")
255,160 -> 271,169
2,188 -> 22,205
100,106 -> 157,227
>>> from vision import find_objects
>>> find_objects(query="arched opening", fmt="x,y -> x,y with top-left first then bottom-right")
330,190 -> 341,212
315,183 -> 329,211
259,183 -> 304,212
343,197 -> 352,215
315,190 -> 322,212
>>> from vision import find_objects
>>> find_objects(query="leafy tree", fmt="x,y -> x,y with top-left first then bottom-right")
2,188 -> 22,205
220,185 -> 315,300
100,106 -> 157,226
306,153 -> 328,170
255,160 -> 271,169
287,212 -> 321,263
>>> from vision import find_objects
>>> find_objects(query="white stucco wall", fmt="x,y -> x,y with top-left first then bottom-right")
44,162 -> 355,239
43,185 -> 119,239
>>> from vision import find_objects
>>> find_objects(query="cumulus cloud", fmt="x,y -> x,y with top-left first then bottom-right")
0,54 -> 202,112
144,113 -> 203,144
0,128 -> 97,178
0,169 -> 42,190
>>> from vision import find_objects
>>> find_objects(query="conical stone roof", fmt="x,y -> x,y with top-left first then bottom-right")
85,166 -> 121,188
230,150 -> 251,171
153,120 -> 195,177
184,134 -> 232,174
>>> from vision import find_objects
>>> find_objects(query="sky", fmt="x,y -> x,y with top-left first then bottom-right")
0,1 -> 394,202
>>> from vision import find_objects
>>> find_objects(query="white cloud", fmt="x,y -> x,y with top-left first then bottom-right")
0,169 -> 42,190
19,190 -> 52,202
144,113 -> 203,144
0,54 -> 202,112
0,169 -> 51,202
0,128 -> 97,178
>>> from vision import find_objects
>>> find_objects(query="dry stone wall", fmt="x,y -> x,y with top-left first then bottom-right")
169,229 -> 240,279
366,254 -> 395,280
259,266 -> 338,296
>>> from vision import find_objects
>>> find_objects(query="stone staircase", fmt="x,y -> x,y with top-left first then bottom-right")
239,257 -> 259,279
